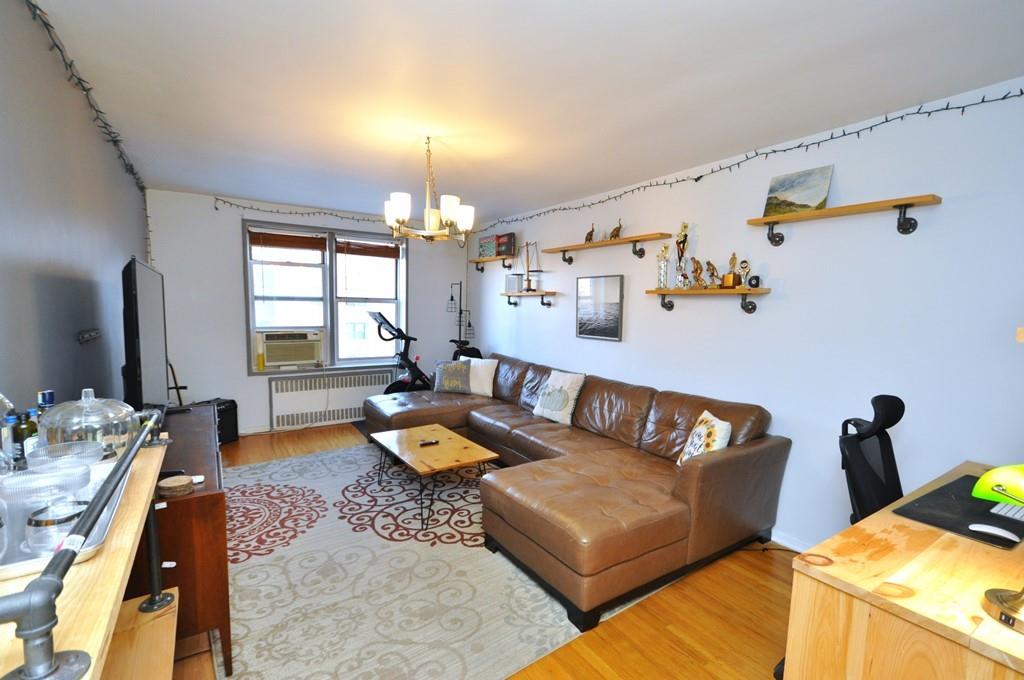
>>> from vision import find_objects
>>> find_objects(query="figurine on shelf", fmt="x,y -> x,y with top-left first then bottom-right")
584,224 -> 595,243
609,219 -> 623,240
656,244 -> 671,289
721,252 -> 742,288
705,260 -> 722,287
690,256 -> 707,289
738,259 -> 751,286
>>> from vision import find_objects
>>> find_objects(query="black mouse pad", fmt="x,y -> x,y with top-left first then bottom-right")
892,474 -> 1021,549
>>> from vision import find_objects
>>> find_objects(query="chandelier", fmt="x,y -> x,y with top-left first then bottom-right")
384,137 -> 475,246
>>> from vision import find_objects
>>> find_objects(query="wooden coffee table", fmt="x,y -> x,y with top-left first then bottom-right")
370,424 -> 499,529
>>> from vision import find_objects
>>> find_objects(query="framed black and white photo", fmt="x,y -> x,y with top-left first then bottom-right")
576,275 -> 623,341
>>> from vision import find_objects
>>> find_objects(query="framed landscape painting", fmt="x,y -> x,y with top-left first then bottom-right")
576,275 -> 623,341
763,164 -> 833,217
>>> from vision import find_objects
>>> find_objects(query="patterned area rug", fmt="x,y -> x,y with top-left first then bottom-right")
215,444 -> 579,679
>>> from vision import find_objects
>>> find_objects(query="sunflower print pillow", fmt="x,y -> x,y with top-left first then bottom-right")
679,410 -> 733,465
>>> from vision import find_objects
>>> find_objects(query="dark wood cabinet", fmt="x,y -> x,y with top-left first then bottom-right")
127,404 -> 233,675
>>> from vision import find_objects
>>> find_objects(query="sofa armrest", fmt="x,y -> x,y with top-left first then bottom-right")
672,435 -> 791,564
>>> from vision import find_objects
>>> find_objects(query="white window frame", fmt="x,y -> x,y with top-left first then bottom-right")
242,219 -> 406,375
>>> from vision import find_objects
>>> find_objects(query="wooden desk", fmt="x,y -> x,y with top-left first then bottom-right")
0,445 -> 166,679
785,461 -> 1024,679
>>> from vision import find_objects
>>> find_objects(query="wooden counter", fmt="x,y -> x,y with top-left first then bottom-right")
0,445 -> 166,678
785,461 -> 1024,679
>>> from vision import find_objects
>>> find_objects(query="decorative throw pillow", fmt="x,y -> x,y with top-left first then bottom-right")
532,370 -> 586,425
434,360 -> 471,394
459,357 -> 498,397
678,410 -> 732,465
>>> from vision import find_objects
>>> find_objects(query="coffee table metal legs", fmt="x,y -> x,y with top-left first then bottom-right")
418,475 -> 436,530
375,448 -> 492,532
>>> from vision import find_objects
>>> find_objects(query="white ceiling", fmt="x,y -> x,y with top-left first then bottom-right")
41,0 -> 1024,221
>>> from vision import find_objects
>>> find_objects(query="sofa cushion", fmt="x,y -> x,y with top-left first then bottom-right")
518,363 -> 553,411
640,391 -> 771,461
508,422 -> 623,461
467,403 -> 550,448
459,357 -> 499,397
434,360 -> 471,393
571,375 -> 656,448
532,370 -> 586,425
364,391 -> 500,431
481,447 -> 689,575
489,353 -> 532,404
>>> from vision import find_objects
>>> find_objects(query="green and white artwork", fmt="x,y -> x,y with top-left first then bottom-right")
763,165 -> 833,217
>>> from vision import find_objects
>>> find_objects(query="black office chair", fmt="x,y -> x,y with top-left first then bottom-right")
840,395 -> 905,524
772,395 -> 907,680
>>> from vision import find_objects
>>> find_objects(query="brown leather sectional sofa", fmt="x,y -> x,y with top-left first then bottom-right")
363,353 -> 791,631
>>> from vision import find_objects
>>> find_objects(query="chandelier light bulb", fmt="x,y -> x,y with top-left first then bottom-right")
383,199 -> 396,227
390,192 -> 411,223
456,204 -> 475,232
440,194 -> 461,225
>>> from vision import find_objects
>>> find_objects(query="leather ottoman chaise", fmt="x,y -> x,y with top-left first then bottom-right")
363,353 -> 791,631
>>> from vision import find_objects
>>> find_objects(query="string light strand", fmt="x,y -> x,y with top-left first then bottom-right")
213,196 -> 386,225
481,88 -> 1024,231
23,0 -> 146,193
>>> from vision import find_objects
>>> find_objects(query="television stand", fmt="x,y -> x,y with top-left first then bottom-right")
126,402 -> 233,675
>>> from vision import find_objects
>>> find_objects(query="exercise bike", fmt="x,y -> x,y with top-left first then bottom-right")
369,312 -> 434,393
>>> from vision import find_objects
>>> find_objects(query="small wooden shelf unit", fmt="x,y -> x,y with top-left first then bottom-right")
469,254 -> 514,272
747,194 -> 941,246
542,232 -> 671,264
645,286 -> 771,314
499,291 -> 557,307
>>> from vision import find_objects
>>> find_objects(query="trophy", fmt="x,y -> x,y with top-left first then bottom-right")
674,223 -> 690,288
705,260 -> 722,287
690,257 -> 707,289
721,252 -> 742,289
656,244 -> 671,289
738,259 -> 751,287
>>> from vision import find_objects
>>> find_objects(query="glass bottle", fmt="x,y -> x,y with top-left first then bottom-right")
11,412 -> 38,471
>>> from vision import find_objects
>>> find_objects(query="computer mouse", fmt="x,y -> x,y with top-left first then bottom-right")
968,523 -> 1022,543
972,464 -> 1024,505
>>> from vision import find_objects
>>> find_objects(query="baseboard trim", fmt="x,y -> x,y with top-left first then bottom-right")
768,529 -> 812,554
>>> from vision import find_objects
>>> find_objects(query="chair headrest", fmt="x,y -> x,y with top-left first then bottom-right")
842,394 -> 905,438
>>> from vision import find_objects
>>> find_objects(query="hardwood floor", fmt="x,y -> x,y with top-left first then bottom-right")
219,422 -> 367,467
512,546 -> 793,679
173,423 -> 794,680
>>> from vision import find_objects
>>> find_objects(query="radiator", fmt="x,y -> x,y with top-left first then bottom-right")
268,369 -> 394,430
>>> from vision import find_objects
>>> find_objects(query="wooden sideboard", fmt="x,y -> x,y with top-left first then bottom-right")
126,404 -> 232,675
784,461 -> 1024,679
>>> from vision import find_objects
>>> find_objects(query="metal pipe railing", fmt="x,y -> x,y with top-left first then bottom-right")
0,413 -> 167,679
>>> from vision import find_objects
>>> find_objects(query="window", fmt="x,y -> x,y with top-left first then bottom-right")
244,222 -> 404,372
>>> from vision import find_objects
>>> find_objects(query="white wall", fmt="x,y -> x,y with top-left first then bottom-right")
471,77 -> 1024,551
0,2 -> 146,409
147,189 -> 467,433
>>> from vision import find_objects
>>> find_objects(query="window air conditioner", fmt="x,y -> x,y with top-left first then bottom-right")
257,330 -> 323,367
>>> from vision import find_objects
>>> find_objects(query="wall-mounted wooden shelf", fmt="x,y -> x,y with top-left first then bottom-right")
469,255 -> 515,272
645,286 -> 771,314
542,232 -> 671,264
747,194 -> 941,246
500,291 -> 557,307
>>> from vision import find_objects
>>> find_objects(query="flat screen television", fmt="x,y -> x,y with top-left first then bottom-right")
122,257 -> 169,409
